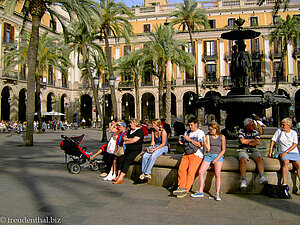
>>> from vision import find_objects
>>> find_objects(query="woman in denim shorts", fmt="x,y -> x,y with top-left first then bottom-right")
191,122 -> 226,201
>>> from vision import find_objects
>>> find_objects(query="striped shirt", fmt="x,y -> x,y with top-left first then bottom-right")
238,128 -> 260,149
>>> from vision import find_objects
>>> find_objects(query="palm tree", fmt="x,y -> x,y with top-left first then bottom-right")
269,14 -> 300,127
1,0 -> 101,145
169,0 -> 208,99
3,32 -> 71,132
65,21 -> 103,126
116,49 -> 156,121
146,24 -> 195,124
97,0 -> 135,120
269,14 -> 300,94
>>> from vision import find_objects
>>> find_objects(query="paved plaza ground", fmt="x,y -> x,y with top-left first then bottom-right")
0,128 -> 300,225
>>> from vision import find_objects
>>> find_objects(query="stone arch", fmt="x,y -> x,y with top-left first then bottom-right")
81,94 -> 92,127
60,94 -> 68,121
121,93 -> 135,121
204,91 -> 222,124
1,86 -> 11,121
182,91 -> 197,123
18,88 -> 26,122
295,89 -> 300,122
141,92 -> 155,121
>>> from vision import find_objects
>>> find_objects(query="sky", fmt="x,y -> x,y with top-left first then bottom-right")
119,0 -> 185,7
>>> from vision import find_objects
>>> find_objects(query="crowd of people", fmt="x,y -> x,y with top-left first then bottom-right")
89,115 -> 300,201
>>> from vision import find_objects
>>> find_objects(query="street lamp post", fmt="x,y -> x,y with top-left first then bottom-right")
93,75 -> 108,142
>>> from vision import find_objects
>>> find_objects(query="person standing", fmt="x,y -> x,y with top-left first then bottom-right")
173,117 -> 205,198
113,119 -> 144,184
140,119 -> 168,180
191,122 -> 226,201
268,118 -> 300,186
238,118 -> 268,188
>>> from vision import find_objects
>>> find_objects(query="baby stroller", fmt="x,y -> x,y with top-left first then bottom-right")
60,134 -> 100,174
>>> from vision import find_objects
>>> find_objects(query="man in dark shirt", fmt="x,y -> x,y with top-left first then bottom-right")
238,118 -> 268,188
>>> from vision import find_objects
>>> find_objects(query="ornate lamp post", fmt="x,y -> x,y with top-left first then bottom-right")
93,75 -> 108,142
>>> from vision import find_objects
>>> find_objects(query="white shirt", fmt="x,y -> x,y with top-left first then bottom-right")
185,129 -> 205,158
271,128 -> 299,154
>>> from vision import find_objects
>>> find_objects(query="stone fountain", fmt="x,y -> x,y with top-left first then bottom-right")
197,18 -> 291,139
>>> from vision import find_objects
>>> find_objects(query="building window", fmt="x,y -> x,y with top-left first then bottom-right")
251,38 -> 260,53
209,19 -> 216,29
297,61 -> 300,77
48,65 -> 54,85
143,24 -> 151,33
204,40 -> 217,56
273,39 -> 282,55
251,61 -> 262,82
295,38 -> 300,52
273,61 -> 285,81
205,64 -> 217,82
250,17 -> 258,26
3,23 -> 15,44
62,71 -> 68,88
50,19 -> 57,31
123,45 -> 131,56
228,18 -> 235,27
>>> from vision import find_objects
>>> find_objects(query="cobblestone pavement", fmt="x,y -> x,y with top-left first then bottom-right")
0,129 -> 299,225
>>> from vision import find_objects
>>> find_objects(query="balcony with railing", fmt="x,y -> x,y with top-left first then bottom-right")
269,50 -> 282,60
182,79 -> 194,85
118,80 -> 134,90
141,81 -> 154,86
222,76 -> 232,88
203,52 -> 218,62
1,71 -> 18,84
293,76 -> 300,86
251,50 -> 264,59
250,75 -> 265,86
202,77 -> 220,88
272,75 -> 288,83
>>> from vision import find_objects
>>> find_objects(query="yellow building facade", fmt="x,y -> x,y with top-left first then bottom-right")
0,0 -> 300,127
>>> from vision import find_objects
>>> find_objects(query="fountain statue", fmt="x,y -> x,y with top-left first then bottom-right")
196,18 -> 291,139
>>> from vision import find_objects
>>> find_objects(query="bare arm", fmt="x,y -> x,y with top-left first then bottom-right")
268,140 -> 275,158
203,135 -> 210,152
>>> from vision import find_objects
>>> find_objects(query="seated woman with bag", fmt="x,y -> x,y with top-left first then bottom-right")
139,119 -> 168,180
268,117 -> 300,187
113,119 -> 144,184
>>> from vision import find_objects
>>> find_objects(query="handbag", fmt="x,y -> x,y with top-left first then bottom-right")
115,146 -> 124,156
263,183 -> 291,199
272,130 -> 283,158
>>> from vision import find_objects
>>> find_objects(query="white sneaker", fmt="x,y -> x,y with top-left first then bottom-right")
106,173 -> 117,181
215,194 -> 221,201
240,180 -> 247,188
103,171 -> 113,181
259,176 -> 268,184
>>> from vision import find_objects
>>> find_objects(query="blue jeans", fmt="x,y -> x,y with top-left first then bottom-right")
142,145 -> 168,175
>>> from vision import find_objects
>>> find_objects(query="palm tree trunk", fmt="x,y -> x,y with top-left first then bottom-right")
158,65 -> 165,118
165,59 -> 172,124
85,50 -> 101,122
134,78 -> 140,120
104,33 -> 117,120
187,26 -> 201,122
26,15 -> 41,146
36,72 -> 42,133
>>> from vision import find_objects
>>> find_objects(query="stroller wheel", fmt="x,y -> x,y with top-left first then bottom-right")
89,161 -> 99,171
69,162 -> 81,174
